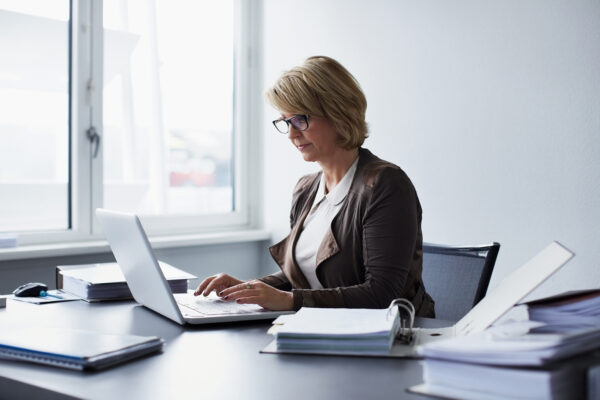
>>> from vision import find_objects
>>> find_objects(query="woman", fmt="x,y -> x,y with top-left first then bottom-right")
194,56 -> 435,317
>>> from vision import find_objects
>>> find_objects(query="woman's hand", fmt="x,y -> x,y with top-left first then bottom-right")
193,273 -> 243,297
218,280 -> 294,311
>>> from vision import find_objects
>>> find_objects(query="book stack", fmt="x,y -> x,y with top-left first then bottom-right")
409,290 -> 600,400
57,262 -> 196,301
271,306 -> 400,355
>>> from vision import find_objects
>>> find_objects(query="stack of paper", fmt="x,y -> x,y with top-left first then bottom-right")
0,233 -> 17,248
417,321 -> 600,366
58,262 -> 196,301
526,289 -> 600,332
411,320 -> 600,400
410,357 -> 586,400
272,307 -> 399,354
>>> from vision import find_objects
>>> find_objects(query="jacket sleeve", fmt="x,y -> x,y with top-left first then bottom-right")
291,168 -> 420,309
258,270 -> 292,291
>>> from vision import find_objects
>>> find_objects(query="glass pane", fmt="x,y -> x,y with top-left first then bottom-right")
103,0 -> 234,216
0,1 -> 70,232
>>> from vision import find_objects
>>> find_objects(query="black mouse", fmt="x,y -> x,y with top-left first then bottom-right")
13,282 -> 48,297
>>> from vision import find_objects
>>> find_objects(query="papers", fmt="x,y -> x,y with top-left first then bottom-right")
272,307 -> 400,354
59,261 -> 195,284
58,261 -> 196,301
0,233 -> 17,248
417,321 -> 600,366
409,357 -> 586,400
526,289 -> 600,332
0,326 -> 164,371
410,290 -> 600,400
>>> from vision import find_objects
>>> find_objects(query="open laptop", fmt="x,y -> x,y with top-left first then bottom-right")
96,208 -> 294,325
262,241 -> 575,357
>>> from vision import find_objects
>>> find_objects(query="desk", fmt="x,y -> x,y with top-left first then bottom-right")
0,299 -> 444,400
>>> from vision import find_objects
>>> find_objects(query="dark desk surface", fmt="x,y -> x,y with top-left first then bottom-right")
0,299 -> 444,400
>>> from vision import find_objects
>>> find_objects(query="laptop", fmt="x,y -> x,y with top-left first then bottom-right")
96,208 -> 294,325
261,241 -> 575,357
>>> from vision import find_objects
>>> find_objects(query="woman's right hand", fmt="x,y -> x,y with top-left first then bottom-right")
193,273 -> 243,298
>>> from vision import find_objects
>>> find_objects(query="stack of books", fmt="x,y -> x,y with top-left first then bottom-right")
409,289 -> 600,400
271,306 -> 400,355
57,262 -> 196,301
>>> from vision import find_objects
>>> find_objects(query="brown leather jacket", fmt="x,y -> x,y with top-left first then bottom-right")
259,148 -> 435,317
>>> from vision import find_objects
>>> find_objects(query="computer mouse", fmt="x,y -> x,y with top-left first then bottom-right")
13,282 -> 48,297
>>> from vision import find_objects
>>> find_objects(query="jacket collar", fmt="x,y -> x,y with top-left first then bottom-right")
270,148 -> 379,288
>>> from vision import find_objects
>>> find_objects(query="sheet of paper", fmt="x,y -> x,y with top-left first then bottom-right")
60,261 -> 195,284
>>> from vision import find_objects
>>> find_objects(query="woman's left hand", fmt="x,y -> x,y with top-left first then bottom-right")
218,280 -> 294,311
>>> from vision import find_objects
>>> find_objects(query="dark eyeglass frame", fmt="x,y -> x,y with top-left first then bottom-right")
272,114 -> 310,134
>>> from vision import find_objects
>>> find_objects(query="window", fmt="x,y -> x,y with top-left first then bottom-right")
0,0 -> 255,244
0,1 -> 71,232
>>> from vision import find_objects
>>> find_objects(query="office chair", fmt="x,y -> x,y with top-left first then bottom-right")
421,242 -> 500,322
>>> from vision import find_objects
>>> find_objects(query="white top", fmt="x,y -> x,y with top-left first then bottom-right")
294,157 -> 359,289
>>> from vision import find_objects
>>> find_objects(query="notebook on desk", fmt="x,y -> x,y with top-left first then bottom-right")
261,241 -> 575,357
0,326 -> 163,371
96,209 -> 293,325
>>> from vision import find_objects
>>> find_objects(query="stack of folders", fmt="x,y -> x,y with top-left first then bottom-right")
57,262 -> 196,301
526,288 -> 600,332
271,306 -> 401,355
0,326 -> 164,371
409,290 -> 600,400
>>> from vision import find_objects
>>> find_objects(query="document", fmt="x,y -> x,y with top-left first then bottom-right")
268,306 -> 400,354
526,288 -> 600,331
417,321 -> 600,366
57,261 -> 196,301
409,356 -> 590,400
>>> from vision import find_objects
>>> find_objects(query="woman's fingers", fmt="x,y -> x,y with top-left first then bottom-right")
218,281 -> 293,311
194,275 -> 217,296
194,274 -> 241,296
219,280 -> 257,298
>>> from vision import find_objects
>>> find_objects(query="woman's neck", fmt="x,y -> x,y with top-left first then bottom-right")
319,148 -> 359,193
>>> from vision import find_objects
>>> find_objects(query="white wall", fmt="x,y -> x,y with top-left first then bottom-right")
260,0 -> 600,299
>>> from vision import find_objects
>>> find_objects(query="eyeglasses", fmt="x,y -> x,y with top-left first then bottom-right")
272,114 -> 310,134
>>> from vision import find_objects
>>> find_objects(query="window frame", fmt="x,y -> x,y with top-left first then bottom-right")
12,0 -> 259,246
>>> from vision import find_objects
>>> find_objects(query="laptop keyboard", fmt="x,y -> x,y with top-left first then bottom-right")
176,295 -> 262,316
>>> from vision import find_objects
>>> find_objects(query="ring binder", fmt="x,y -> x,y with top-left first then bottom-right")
387,298 -> 415,344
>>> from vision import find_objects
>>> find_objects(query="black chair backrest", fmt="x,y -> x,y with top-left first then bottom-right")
421,242 -> 500,322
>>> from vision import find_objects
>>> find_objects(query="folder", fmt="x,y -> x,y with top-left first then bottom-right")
0,326 -> 164,371
261,299 -> 415,357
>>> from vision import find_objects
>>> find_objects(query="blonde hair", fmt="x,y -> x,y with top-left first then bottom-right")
265,56 -> 368,149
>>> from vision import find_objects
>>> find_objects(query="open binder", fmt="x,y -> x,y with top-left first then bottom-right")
260,298 -> 418,357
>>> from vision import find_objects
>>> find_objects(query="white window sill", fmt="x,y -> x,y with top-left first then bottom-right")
0,229 -> 271,262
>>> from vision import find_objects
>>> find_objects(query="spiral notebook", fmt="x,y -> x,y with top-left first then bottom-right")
0,326 -> 164,371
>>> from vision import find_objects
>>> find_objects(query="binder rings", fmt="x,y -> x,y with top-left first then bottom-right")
0,326 -> 164,371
